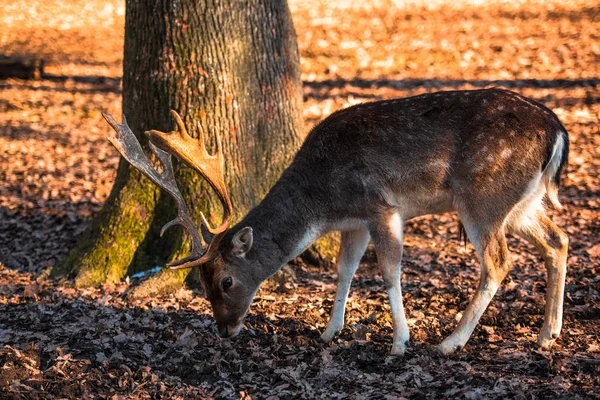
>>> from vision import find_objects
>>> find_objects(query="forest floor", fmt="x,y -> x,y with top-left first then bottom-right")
1,0 -> 599,398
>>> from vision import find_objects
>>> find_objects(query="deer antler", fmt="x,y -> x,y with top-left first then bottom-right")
103,113 -> 205,268
145,111 -> 232,269
103,111 -> 232,270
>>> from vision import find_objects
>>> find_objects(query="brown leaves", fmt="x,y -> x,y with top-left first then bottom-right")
23,282 -> 41,300
586,244 -> 600,259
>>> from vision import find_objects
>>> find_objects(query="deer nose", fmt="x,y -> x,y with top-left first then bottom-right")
217,324 -> 231,338
217,323 -> 242,338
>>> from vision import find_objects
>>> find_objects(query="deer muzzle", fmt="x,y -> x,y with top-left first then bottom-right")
217,322 -> 242,338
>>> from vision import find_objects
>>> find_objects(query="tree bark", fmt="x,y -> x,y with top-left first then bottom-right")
52,0 -> 303,289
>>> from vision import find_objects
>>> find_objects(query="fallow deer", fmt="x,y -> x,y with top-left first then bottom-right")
104,88 -> 568,355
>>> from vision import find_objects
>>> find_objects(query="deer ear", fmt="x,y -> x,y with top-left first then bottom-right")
231,227 -> 253,256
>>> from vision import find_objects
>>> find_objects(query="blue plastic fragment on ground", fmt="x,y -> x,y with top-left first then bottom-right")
130,266 -> 162,279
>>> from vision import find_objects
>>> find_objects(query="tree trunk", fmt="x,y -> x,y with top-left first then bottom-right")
52,0 -> 303,289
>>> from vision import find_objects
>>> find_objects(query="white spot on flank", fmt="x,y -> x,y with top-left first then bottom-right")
430,159 -> 447,169
473,163 -> 485,172
501,148 -> 512,159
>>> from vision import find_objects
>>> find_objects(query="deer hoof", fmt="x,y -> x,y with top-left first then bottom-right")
538,336 -> 556,350
538,326 -> 559,350
320,331 -> 337,343
391,343 -> 407,356
437,340 -> 463,355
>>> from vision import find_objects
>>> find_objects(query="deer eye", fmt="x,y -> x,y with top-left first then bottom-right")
222,277 -> 233,289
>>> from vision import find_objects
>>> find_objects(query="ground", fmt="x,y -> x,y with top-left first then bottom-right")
1,0 -> 599,398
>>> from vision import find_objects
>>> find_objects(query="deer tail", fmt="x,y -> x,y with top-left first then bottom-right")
543,129 -> 569,209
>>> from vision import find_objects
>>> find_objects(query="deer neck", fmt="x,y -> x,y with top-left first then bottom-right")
233,178 -> 323,281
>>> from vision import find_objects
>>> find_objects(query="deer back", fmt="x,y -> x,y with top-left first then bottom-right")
276,88 -> 568,223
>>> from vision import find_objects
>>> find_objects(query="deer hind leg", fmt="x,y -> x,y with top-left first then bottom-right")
508,211 -> 568,349
370,212 -> 410,355
439,225 -> 512,355
321,226 -> 370,342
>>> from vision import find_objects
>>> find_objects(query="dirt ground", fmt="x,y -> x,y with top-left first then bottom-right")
1,0 -> 599,398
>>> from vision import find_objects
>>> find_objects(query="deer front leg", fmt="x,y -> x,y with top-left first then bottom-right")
371,213 -> 410,355
438,229 -> 511,355
321,227 -> 370,342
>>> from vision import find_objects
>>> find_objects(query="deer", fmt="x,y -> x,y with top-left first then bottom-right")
103,88 -> 569,355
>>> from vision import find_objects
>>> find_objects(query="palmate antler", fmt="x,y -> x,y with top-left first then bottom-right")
103,111 -> 232,270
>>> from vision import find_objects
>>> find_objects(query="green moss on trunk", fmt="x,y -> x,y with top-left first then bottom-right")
130,268 -> 191,299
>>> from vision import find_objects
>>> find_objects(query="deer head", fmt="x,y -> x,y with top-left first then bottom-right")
104,111 -> 258,338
